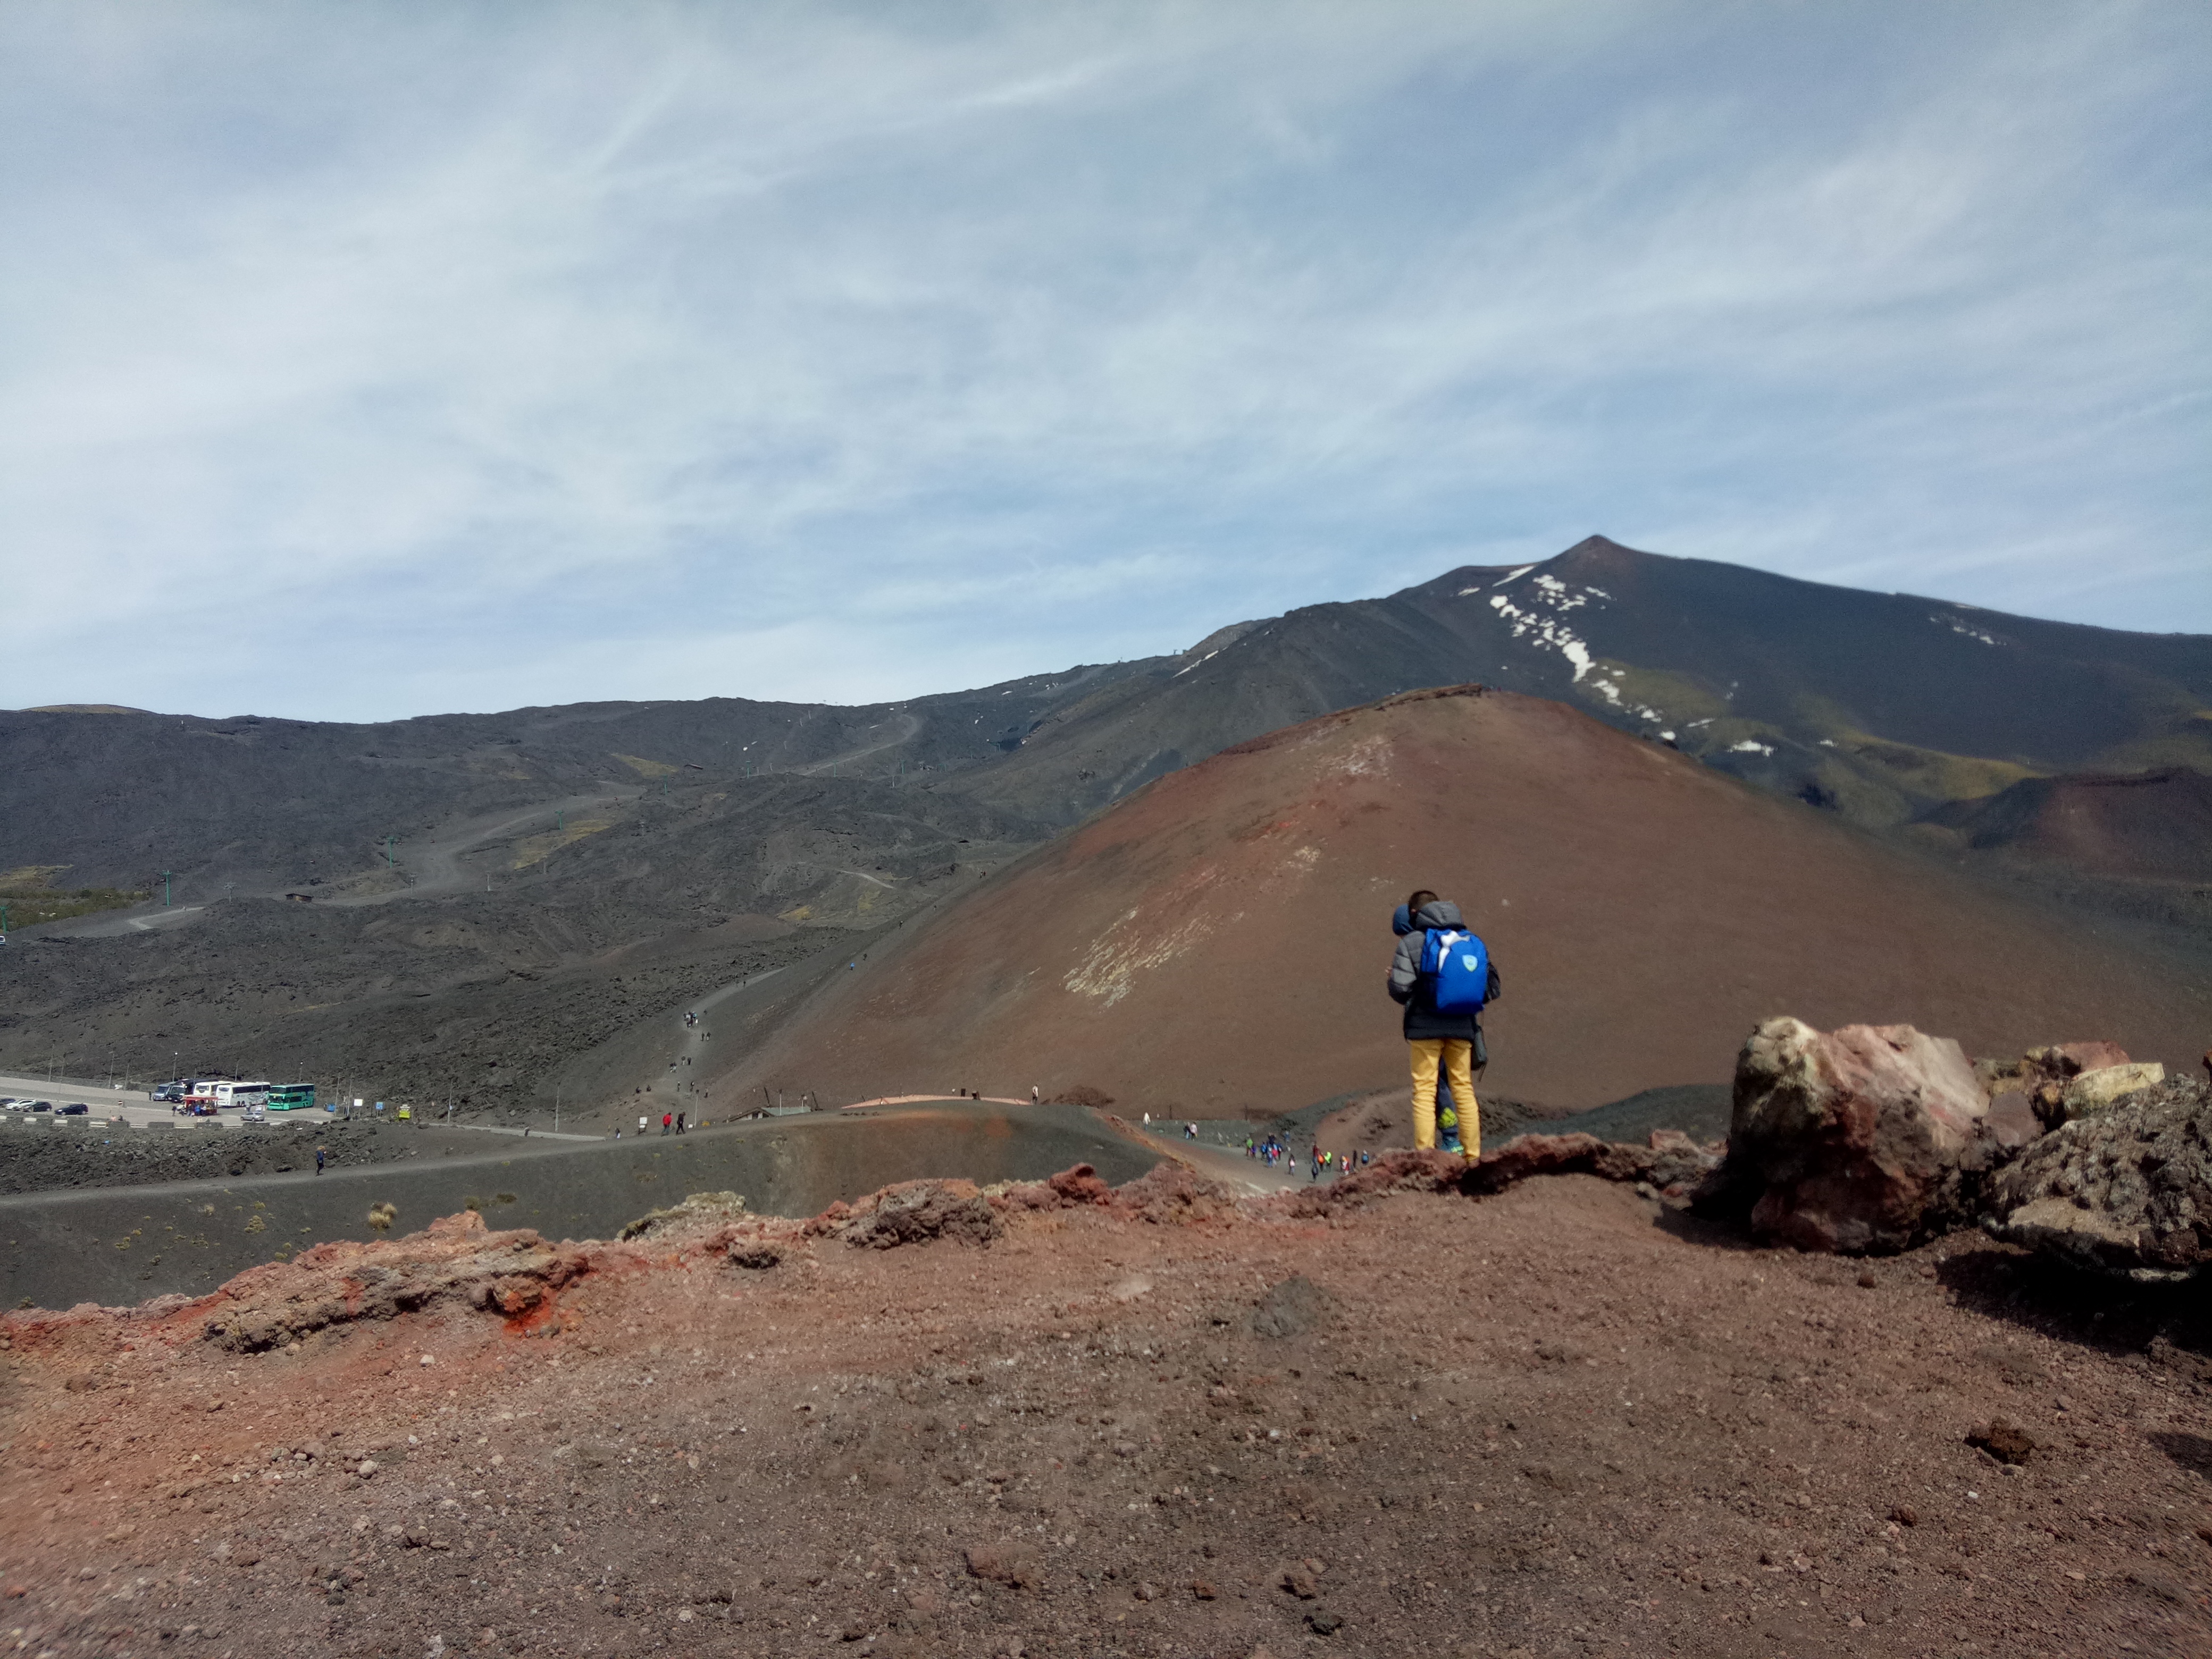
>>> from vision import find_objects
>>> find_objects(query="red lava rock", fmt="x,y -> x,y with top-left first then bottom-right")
1110,1161 -> 1232,1222
1280,1564 -> 1318,1600
1966,1419 -> 2035,1465
1727,1018 -> 1990,1253
964,1543 -> 1042,1589
1192,1579 -> 1218,1600
1889,1505 -> 1918,1527
1982,1090 -> 2042,1150
1048,1164 -> 1111,1206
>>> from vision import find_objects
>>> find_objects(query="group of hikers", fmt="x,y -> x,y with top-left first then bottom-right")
1239,1136 -> 1378,1180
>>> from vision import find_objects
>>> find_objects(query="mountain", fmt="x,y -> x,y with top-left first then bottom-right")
706,686 -> 2212,1117
975,536 -> 2212,828
4,535 -> 2205,1116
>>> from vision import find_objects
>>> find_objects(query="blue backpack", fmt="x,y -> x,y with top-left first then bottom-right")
1419,928 -> 1490,1014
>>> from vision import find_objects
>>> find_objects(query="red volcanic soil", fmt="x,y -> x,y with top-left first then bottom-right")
2,1171 -> 2205,1658
718,687 -> 2210,1117
1930,768 -> 2212,883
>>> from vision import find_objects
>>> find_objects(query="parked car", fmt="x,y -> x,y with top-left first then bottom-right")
57,1103 -> 89,1116
151,1082 -> 187,1103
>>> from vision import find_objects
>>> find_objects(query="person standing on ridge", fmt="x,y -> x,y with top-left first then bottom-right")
1387,889 -> 1500,1158
1393,901 -> 1465,1152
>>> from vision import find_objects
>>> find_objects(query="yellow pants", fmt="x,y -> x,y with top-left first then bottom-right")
1409,1038 -> 1479,1157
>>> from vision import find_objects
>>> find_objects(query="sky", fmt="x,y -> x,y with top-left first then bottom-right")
3,1 -> 2205,722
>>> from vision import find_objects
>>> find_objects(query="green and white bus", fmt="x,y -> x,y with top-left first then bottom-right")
267,1082 -> 316,1112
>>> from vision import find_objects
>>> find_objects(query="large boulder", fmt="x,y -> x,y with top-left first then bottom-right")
1989,1077 -> 2212,1281
1723,1018 -> 1989,1253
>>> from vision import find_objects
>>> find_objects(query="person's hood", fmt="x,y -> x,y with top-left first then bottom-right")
1412,899 -> 1465,930
1392,903 -> 1413,936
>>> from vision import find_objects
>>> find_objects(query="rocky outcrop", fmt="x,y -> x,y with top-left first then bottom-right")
1988,1078 -> 2212,1281
1721,1018 -> 1990,1253
2060,1062 -> 2166,1120
828,1179 -> 1003,1249
1277,1130 -> 1722,1218
194,1211 -> 596,1352
1985,1041 -> 2137,1130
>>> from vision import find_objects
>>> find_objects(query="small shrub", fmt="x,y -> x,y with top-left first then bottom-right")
368,1202 -> 398,1233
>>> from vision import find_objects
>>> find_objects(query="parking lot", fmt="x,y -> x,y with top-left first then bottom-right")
0,1072 -> 331,1132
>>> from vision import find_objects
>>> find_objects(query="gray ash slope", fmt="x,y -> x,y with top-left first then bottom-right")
0,772 -> 1041,1121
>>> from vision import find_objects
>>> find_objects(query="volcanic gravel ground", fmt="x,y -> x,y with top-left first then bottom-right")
2,1176 -> 2208,1657
0,1120 -> 568,1195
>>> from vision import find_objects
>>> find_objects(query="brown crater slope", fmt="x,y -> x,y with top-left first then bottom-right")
1925,766 -> 2212,882
716,688 -> 2209,1117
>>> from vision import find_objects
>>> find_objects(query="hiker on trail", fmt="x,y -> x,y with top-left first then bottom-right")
662,1111 -> 673,1136
676,1111 -> 686,1135
315,1145 -> 325,1175
1387,890 -> 1500,1158
1031,1085 -> 1041,1104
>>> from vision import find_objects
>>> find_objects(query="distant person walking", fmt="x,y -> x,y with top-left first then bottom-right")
315,1144 -> 325,1175
1387,890 -> 1500,1158
661,1111 -> 673,1136
675,1111 -> 686,1135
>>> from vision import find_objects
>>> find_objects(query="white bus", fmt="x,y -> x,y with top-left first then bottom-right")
184,1080 -> 271,1111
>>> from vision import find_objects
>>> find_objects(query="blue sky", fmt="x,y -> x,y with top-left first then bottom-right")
3,1 -> 2205,720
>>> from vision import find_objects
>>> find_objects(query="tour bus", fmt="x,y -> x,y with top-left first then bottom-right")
183,1080 -> 271,1112
267,1082 -> 316,1112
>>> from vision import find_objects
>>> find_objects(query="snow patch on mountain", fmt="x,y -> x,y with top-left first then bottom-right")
1486,576 -> 1615,684
1933,614 -> 1998,647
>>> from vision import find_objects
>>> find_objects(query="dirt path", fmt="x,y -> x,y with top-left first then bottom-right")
318,788 -> 644,906
789,709 -> 924,777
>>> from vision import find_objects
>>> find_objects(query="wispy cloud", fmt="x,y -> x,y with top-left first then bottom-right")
2,1 -> 2203,718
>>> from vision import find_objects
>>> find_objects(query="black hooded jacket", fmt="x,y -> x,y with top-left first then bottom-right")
1387,899 -> 1502,1042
